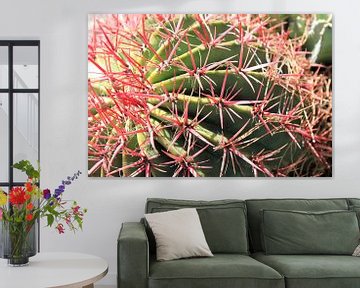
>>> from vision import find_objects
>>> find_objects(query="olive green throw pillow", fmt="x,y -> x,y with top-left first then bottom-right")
261,210 -> 360,255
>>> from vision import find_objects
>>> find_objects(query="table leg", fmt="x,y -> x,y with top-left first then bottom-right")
82,284 -> 94,288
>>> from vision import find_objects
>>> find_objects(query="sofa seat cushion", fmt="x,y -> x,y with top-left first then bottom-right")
252,252 -> 360,288
149,254 -> 284,288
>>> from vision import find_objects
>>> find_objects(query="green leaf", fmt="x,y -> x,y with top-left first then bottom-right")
47,214 -> 54,227
46,205 -> 60,217
13,160 -> 40,180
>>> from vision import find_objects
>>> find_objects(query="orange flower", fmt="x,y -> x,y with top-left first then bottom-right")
24,193 -> 31,200
26,214 -> 33,221
26,203 -> 34,210
25,182 -> 33,192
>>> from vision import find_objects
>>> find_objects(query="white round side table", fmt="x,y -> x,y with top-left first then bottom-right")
0,252 -> 108,288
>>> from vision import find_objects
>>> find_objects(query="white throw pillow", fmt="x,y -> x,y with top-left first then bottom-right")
145,208 -> 213,261
353,244 -> 360,256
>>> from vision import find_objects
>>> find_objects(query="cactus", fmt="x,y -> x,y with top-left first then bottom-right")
88,14 -> 332,177
269,14 -> 332,64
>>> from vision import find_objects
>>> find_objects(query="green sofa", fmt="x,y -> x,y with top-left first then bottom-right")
118,198 -> 360,288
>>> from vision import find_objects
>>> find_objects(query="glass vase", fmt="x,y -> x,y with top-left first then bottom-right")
0,220 -> 37,266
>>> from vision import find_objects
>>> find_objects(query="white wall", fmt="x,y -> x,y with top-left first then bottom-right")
1,0 -> 360,286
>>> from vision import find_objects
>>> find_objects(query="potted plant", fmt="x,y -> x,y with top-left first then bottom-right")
0,160 -> 86,266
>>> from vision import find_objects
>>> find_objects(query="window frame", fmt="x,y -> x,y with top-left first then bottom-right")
0,40 -> 40,190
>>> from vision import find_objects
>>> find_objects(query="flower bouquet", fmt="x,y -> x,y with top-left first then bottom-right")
0,160 -> 87,266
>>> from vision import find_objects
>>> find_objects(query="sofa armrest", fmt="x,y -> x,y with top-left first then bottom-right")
118,222 -> 149,288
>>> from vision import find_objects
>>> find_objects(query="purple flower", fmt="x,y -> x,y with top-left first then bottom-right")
54,188 -> 63,199
43,189 -> 51,200
54,171 -> 81,199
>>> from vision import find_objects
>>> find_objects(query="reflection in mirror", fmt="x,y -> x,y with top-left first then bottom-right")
0,47 -> 8,89
0,94 -> 9,182
13,46 -> 38,89
13,93 -> 39,182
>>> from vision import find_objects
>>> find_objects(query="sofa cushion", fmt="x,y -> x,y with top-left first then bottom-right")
145,208 -> 213,261
149,254 -> 284,288
252,252 -> 360,288
246,198 -> 349,252
347,199 -> 360,228
353,244 -> 360,256
261,209 -> 359,255
347,198 -> 360,207
146,198 -> 249,254
349,205 -> 360,228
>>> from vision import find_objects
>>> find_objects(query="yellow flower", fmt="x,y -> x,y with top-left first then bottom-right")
0,190 -> 7,206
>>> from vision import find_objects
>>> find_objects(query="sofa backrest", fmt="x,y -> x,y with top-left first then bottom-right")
245,198 -> 350,252
348,198 -> 360,207
348,198 -> 360,229
145,198 -> 249,254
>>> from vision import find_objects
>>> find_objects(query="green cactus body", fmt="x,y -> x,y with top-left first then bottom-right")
88,14 -> 332,177
304,14 -> 332,64
287,14 -> 332,65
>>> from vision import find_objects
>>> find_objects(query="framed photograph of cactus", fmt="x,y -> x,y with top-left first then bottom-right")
88,14 -> 332,177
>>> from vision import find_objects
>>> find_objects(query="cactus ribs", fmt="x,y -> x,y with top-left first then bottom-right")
88,14 -> 332,177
